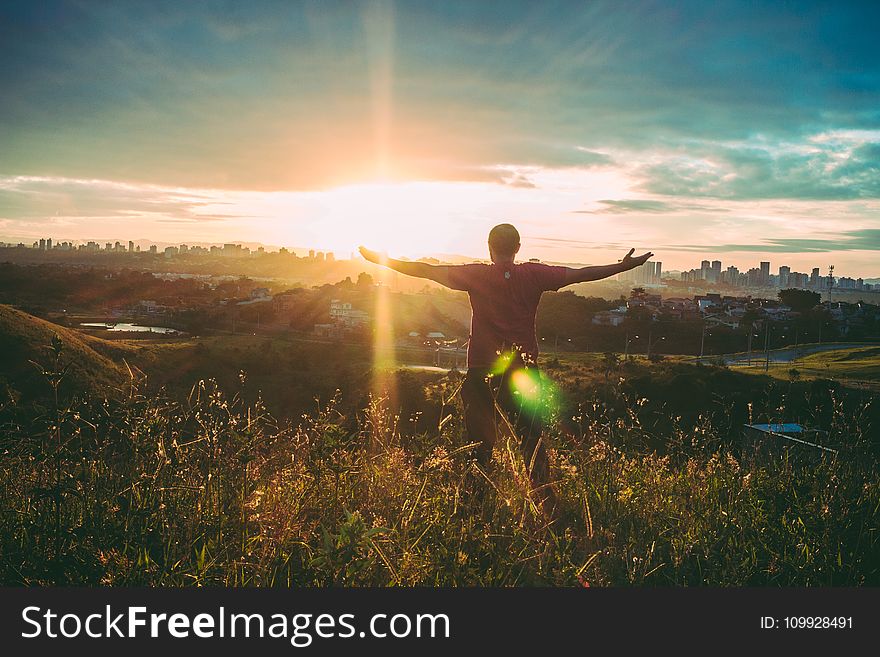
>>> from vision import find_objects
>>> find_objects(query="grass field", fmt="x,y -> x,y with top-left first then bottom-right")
732,346 -> 880,390
2,310 -> 879,586
2,359 -> 878,586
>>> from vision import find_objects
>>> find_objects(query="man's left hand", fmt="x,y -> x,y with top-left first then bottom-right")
620,248 -> 654,270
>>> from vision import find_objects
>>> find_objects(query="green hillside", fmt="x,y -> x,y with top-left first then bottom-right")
735,346 -> 880,391
0,305 -> 132,400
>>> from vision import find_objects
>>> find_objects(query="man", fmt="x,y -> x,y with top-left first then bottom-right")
359,224 -> 652,516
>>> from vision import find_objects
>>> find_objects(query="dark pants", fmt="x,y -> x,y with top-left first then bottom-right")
460,358 -> 550,490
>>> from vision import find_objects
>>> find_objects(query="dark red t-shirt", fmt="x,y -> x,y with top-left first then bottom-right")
447,261 -> 569,368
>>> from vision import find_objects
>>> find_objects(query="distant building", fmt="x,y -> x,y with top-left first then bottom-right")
778,265 -> 790,287
273,290 -> 301,312
618,260 -> 662,285
329,299 -> 369,328
592,310 -> 626,327
223,243 -> 248,257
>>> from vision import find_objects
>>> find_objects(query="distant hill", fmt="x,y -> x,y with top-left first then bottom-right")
0,305 -> 132,401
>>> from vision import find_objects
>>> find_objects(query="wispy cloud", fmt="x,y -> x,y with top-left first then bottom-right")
579,199 -> 730,214
637,134 -> 880,201
669,229 -> 880,254
0,176 -> 239,223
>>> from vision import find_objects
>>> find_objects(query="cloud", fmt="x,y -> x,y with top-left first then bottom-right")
2,2 -> 879,192
668,229 -> 880,254
637,132 -> 880,201
0,176 -> 237,223
575,198 -> 731,214
503,174 -> 537,189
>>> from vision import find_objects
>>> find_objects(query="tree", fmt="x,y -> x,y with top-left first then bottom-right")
778,288 -> 820,313
356,272 -> 374,289
336,276 -> 355,290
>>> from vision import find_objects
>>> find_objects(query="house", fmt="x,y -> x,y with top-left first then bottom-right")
138,300 -> 168,314
273,290 -> 301,312
592,310 -> 626,327
330,299 -> 369,328
704,314 -> 741,330
313,323 -> 338,338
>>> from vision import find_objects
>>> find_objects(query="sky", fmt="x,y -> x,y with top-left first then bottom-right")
1,0 -> 879,276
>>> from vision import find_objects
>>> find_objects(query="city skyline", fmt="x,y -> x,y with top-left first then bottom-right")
4,233 -> 878,286
1,2 -> 879,274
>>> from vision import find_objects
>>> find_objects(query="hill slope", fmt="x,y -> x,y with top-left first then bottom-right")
0,305 -> 131,400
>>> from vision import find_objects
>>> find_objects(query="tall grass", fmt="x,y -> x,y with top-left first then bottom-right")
0,340 -> 877,586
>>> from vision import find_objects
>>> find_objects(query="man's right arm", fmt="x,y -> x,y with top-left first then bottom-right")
386,259 -> 455,288
359,246 -> 456,288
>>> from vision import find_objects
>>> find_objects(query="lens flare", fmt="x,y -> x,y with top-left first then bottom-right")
371,266 -> 398,410
490,351 -> 515,376
510,369 -> 540,402
508,367 -> 560,422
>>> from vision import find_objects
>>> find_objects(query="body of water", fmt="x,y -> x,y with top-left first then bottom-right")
80,322 -> 179,334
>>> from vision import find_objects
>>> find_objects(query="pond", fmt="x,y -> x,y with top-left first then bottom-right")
80,322 -> 179,334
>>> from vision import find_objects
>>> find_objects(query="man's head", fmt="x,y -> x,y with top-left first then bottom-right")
488,223 -> 520,264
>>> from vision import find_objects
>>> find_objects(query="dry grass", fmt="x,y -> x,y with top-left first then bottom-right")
0,340 -> 878,586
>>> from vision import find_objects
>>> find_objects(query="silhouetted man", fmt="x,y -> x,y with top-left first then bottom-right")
359,224 -> 652,516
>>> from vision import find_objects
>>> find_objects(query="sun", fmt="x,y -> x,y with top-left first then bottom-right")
297,180 -> 493,259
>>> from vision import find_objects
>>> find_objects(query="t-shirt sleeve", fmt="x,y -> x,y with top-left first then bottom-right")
533,263 -> 570,291
446,264 -> 480,291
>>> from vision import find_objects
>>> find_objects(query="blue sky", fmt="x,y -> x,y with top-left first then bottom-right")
1,0 -> 879,274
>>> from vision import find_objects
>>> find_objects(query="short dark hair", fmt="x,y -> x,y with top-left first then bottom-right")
488,223 -> 520,257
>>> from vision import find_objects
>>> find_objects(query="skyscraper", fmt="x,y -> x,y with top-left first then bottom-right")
760,261 -> 770,285
700,260 -> 711,280
779,266 -> 790,288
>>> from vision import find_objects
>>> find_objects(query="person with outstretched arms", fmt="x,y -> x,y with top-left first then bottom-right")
360,223 -> 652,517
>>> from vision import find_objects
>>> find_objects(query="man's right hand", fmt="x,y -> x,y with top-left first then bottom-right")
358,246 -> 385,264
